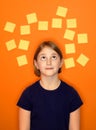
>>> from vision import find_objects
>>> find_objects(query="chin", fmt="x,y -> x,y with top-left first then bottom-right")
42,72 -> 58,77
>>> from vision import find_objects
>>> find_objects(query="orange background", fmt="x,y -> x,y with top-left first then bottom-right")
0,0 -> 96,130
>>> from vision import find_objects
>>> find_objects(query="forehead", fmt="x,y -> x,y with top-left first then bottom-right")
38,46 -> 58,55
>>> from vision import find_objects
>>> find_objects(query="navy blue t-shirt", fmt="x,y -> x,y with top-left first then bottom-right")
17,80 -> 83,130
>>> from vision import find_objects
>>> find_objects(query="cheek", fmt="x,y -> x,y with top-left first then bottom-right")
53,60 -> 62,67
37,61 -> 45,69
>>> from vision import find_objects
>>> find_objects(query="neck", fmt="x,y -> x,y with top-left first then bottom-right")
40,75 -> 60,90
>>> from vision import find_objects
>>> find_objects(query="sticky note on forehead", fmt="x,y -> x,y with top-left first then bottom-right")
64,29 -> 75,41
66,18 -> 77,28
18,40 -> 30,50
4,21 -> 16,33
52,18 -> 62,28
38,21 -> 48,30
76,53 -> 89,66
56,6 -> 68,17
16,55 -> 28,67
20,25 -> 31,35
65,43 -> 76,54
5,39 -> 17,51
26,13 -> 38,24
64,58 -> 75,69
77,33 -> 88,43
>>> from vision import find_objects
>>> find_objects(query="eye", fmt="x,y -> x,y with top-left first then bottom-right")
40,56 -> 46,61
52,55 -> 57,60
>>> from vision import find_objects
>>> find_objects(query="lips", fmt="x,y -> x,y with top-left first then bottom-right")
45,67 -> 53,70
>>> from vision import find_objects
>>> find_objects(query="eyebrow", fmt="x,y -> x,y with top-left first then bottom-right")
39,52 -> 58,55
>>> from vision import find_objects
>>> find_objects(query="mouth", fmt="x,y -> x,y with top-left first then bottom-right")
45,67 -> 54,70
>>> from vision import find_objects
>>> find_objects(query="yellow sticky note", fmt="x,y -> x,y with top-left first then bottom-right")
5,39 -> 17,51
4,21 -> 16,33
64,29 -> 75,41
77,33 -> 88,43
66,18 -> 77,28
16,55 -> 28,67
52,18 -> 62,28
64,58 -> 75,69
38,21 -> 48,30
26,13 -> 38,24
65,43 -> 76,54
18,40 -> 30,50
56,6 -> 68,17
76,53 -> 89,66
20,25 -> 31,35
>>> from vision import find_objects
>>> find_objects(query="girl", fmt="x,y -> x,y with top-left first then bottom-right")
17,41 -> 83,130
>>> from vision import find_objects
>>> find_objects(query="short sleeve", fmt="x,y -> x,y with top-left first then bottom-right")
17,88 -> 32,111
69,88 -> 83,113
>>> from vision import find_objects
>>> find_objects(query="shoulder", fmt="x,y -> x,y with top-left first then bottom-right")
61,80 -> 83,112
61,80 -> 76,93
21,80 -> 40,97
26,80 -> 39,90
60,80 -> 82,99
17,80 -> 40,110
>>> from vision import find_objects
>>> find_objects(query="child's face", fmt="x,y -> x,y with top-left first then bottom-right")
34,46 -> 63,77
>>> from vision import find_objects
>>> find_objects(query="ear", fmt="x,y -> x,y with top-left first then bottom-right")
34,60 -> 39,69
60,58 -> 64,68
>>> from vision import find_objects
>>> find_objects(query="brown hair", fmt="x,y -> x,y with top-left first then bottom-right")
33,41 -> 63,76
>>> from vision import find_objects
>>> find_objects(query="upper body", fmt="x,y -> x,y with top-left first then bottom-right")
17,80 -> 83,130
17,41 -> 83,130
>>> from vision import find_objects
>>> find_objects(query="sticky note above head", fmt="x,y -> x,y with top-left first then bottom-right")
64,57 -> 75,69
5,39 -> 17,51
26,13 -> 38,24
16,55 -> 28,67
20,25 -> 31,35
76,53 -> 89,66
52,18 -> 62,28
38,21 -> 48,30
18,40 -> 30,50
77,33 -> 88,43
56,6 -> 68,17
66,18 -> 77,28
64,29 -> 75,41
4,21 -> 16,33
65,43 -> 76,54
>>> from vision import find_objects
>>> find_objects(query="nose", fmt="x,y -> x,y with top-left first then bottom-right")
46,58 -> 52,65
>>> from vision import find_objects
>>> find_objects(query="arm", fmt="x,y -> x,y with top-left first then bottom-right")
69,108 -> 80,130
18,108 -> 31,130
